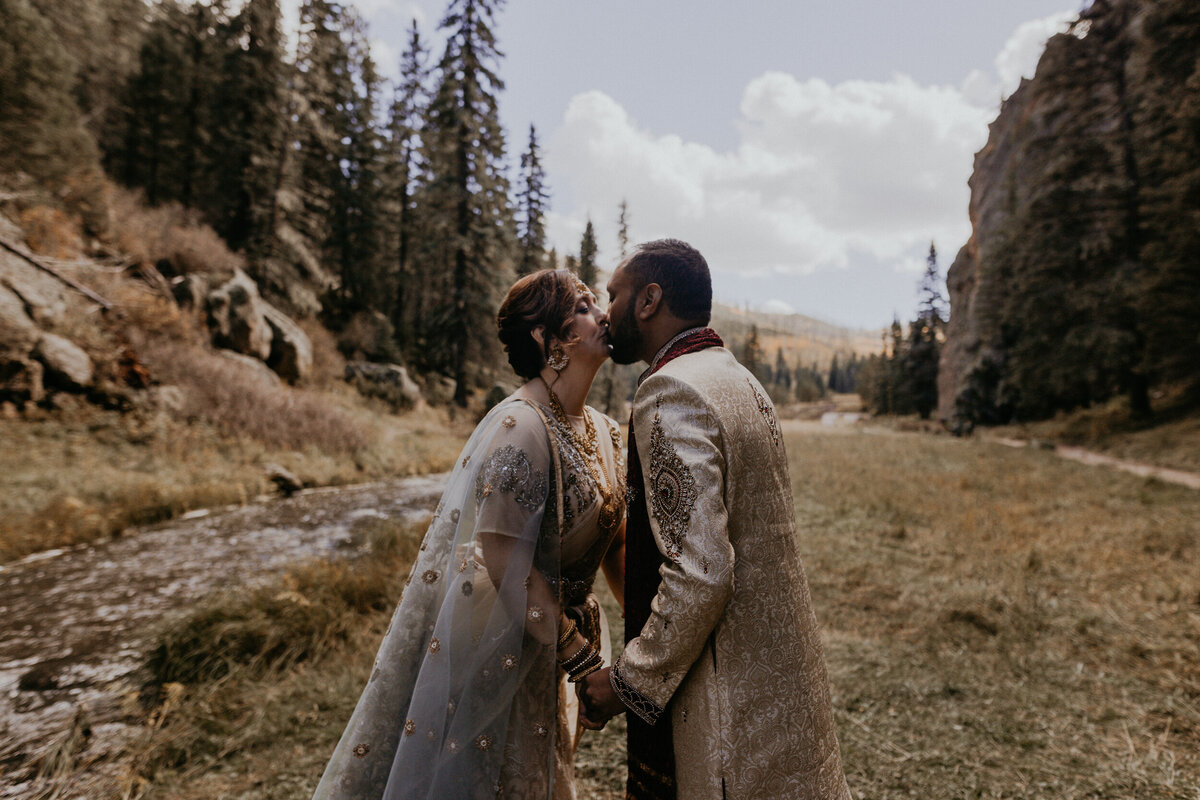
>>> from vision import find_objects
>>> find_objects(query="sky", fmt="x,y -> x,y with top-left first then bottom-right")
284,0 -> 1085,328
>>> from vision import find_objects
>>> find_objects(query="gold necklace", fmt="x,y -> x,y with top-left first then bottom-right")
543,380 -> 620,531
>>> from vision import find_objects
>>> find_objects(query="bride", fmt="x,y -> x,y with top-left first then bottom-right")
313,269 -> 627,800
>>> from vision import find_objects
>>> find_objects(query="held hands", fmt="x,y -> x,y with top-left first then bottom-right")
577,667 -> 625,731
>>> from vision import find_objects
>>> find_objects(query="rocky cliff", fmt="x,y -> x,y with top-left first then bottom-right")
939,0 -> 1200,428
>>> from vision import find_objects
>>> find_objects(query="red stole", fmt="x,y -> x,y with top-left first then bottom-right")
624,328 -> 723,800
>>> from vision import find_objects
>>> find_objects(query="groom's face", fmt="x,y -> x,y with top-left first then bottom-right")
605,264 -> 644,365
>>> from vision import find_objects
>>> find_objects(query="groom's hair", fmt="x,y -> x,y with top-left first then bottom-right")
625,239 -> 712,325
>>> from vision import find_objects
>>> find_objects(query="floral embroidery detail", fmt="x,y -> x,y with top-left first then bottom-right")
462,581 -> 473,596
501,653 -> 518,671
450,508 -> 460,523
447,699 -> 456,715
534,722 -> 549,737
527,606 -> 544,622
428,637 -> 441,654
701,556 -> 710,574
611,655 -> 665,726
524,576 -> 532,589
352,743 -> 370,758
482,668 -> 491,678
447,738 -> 460,754
748,378 -> 781,447
502,415 -> 517,429
404,719 -> 416,736
422,569 -> 440,584
647,407 -> 698,560
462,455 -> 471,468
475,733 -> 493,751
475,444 -> 548,510
426,729 -> 436,741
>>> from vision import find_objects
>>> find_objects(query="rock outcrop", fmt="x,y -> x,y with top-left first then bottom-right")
205,270 -> 312,383
0,231 -> 95,403
345,361 -> 423,411
939,0 -> 1200,426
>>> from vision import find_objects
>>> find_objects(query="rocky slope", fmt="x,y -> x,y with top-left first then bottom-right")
939,0 -> 1200,428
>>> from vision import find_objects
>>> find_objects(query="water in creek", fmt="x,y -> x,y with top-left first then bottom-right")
0,475 -> 447,797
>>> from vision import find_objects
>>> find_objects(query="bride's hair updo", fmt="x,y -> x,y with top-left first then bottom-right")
497,269 -> 585,379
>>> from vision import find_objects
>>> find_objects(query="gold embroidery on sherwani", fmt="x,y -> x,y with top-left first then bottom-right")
748,378 -> 782,447
647,403 -> 697,560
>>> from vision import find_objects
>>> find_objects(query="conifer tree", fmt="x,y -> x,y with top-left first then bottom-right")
902,242 -> 944,418
385,19 -> 429,343
742,324 -> 763,379
617,198 -> 630,260
578,218 -> 598,290
0,0 -> 104,223
417,0 -> 515,405
216,0 -> 287,257
516,123 -> 549,275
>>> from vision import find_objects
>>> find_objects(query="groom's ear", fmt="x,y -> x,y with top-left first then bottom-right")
636,283 -> 663,321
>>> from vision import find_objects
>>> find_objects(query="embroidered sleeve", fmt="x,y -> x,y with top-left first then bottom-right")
474,444 -> 547,511
611,653 -> 665,726
647,405 -> 698,561
619,372 -> 735,712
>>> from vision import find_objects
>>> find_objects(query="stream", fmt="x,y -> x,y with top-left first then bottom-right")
0,474 -> 448,797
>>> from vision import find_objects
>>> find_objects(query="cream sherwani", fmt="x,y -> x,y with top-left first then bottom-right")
611,345 -> 851,800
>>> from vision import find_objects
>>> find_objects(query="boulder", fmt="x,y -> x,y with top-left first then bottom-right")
0,358 -> 44,404
206,269 -> 272,361
172,273 -> 209,309
422,374 -> 457,407
345,361 -> 423,410
262,304 -> 313,384
0,247 -> 69,326
215,349 -> 283,389
33,332 -> 94,390
265,462 -> 304,496
0,283 -> 38,358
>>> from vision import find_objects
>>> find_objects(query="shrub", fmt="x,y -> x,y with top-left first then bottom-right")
139,336 -> 368,454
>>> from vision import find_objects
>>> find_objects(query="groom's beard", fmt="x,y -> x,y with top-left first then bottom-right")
607,303 -> 643,365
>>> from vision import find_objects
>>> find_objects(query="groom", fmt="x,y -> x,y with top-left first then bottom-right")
580,239 -> 851,800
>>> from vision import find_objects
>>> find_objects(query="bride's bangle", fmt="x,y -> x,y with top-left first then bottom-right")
556,619 -> 578,650
561,642 -> 603,682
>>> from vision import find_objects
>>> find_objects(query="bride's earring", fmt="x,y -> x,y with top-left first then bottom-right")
547,343 -> 569,372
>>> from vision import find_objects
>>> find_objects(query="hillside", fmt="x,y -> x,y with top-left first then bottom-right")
939,0 -> 1200,428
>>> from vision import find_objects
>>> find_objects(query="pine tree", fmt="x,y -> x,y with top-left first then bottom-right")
617,198 -> 630,260
385,19 -> 429,345
216,0 -> 286,257
741,324 -> 763,379
0,0 -> 104,224
516,123 -> 549,275
578,217 -> 598,290
417,0 -> 515,405
903,242 -> 944,418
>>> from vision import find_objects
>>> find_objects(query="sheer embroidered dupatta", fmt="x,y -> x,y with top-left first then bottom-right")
313,398 -> 569,800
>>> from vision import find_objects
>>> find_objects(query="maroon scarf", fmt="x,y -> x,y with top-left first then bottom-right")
624,328 -> 723,800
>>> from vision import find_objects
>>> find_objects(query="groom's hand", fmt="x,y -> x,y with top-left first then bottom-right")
578,667 -> 625,730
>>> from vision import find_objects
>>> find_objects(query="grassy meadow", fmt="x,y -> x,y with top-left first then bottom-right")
56,420 -> 1199,799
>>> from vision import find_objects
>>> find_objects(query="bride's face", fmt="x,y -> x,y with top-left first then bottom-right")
559,289 -> 610,367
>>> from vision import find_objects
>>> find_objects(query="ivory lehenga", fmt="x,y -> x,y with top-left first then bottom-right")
313,395 -> 625,800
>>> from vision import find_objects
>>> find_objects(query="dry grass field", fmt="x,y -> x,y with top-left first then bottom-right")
67,420 -> 1199,799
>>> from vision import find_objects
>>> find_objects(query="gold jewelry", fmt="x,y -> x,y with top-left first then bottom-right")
556,618 -> 578,650
543,381 -> 622,531
547,342 -> 569,371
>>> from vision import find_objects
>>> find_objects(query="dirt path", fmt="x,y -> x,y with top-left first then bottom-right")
989,436 -> 1200,490
0,475 -> 447,797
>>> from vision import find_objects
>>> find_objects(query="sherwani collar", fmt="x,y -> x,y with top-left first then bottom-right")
638,326 -> 720,385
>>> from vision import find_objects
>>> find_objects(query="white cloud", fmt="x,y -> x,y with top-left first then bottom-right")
963,9 -> 1077,105
545,76 -> 990,281
544,7 -> 1082,306
994,11 -> 1077,95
